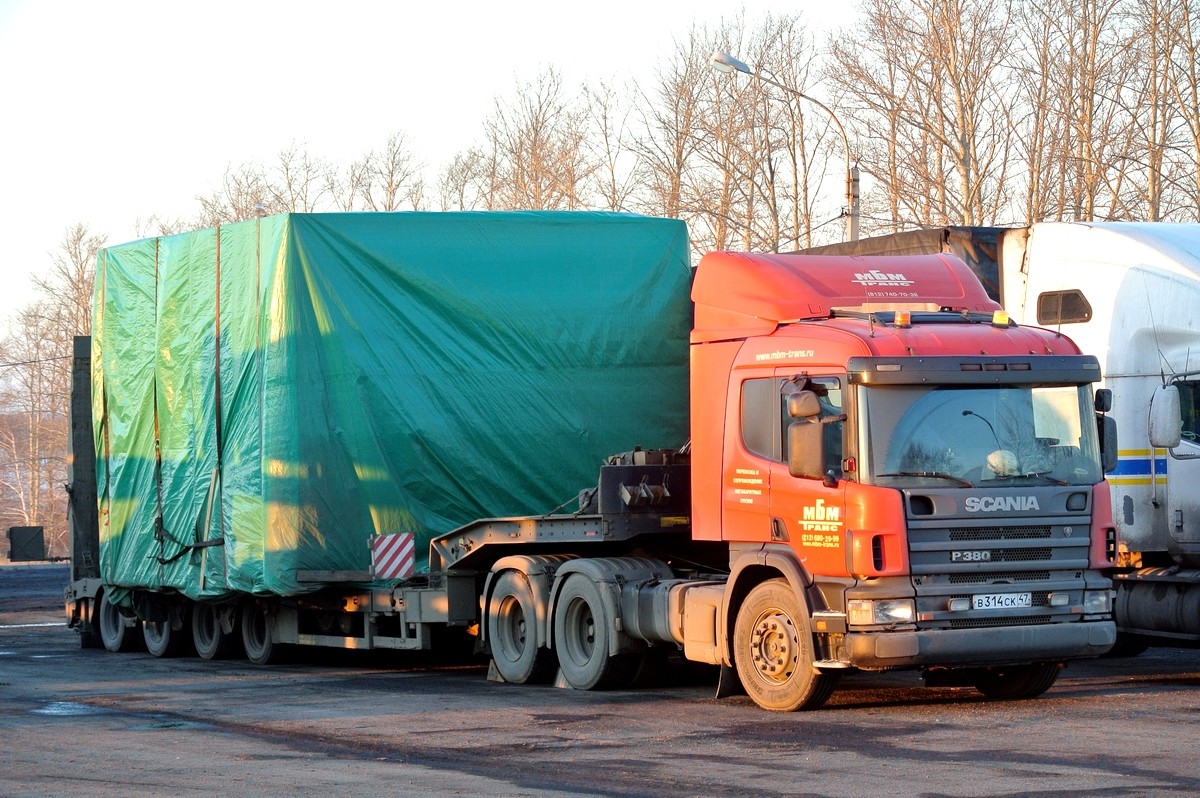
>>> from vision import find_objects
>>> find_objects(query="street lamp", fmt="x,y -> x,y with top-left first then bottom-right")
711,50 -> 860,242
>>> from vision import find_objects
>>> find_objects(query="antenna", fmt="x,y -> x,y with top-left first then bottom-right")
1142,268 -> 1175,376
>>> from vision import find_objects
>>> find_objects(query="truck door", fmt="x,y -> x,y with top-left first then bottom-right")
721,374 -> 779,543
769,374 -> 848,575
1167,378 -> 1200,556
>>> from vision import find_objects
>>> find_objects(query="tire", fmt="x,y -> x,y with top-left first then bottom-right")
142,607 -> 191,658
241,601 -> 278,665
192,602 -> 241,660
553,574 -> 638,690
971,662 -> 1061,700
78,598 -> 104,649
487,571 -> 555,684
98,591 -> 141,653
733,579 -> 839,711
1104,633 -> 1151,659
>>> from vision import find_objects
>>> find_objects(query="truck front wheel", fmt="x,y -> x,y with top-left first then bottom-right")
734,579 -> 839,711
487,571 -> 555,684
970,662 -> 1060,700
553,574 -> 637,690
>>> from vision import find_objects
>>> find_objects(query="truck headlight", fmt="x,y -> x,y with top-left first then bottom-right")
1083,590 -> 1112,614
848,598 -> 915,626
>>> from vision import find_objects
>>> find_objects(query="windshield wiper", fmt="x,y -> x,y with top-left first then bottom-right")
877,471 -> 975,487
990,471 -> 1068,486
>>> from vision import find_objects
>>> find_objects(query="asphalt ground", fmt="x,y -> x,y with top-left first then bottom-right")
4,563 -> 1200,798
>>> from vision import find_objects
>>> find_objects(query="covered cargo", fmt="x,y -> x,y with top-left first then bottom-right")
92,211 -> 691,598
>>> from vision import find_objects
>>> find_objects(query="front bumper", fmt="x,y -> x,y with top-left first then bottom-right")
843,620 -> 1116,669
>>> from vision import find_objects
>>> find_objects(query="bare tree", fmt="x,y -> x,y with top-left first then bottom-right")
0,225 -> 100,556
628,31 -> 711,223
268,143 -> 330,212
359,133 -> 424,212
1162,0 -> 1200,217
473,68 -> 595,210
195,163 -> 270,226
584,81 -> 642,212
437,148 -> 502,210
830,0 -> 1015,227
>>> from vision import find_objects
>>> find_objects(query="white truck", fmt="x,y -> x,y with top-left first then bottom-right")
808,222 -> 1200,650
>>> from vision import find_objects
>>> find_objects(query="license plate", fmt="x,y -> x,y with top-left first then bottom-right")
972,592 -> 1031,610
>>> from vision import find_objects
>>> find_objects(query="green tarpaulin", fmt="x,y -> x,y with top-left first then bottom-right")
93,211 -> 691,598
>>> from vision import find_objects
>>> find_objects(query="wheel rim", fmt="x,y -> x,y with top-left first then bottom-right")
144,620 -> 169,653
562,596 -> 596,667
99,597 -> 122,641
243,605 -> 269,660
748,606 -> 799,685
496,595 -> 528,663
194,605 -> 218,652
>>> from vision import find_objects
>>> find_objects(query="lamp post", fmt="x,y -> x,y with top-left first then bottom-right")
711,50 -> 860,242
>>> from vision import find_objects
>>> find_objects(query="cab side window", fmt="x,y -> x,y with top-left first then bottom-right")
740,376 -> 844,474
1037,290 -> 1092,324
1178,380 -> 1200,443
789,378 -> 845,476
741,378 -> 779,460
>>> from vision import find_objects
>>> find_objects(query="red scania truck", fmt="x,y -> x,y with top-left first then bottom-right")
66,212 -> 1117,711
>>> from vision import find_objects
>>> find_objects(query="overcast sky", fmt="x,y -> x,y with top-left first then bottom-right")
0,0 -> 849,330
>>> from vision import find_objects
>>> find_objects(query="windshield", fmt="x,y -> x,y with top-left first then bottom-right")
863,385 -> 1103,487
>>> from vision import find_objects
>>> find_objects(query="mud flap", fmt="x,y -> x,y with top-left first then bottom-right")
715,662 -> 746,698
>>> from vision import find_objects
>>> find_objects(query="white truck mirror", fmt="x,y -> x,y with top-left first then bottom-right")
1149,384 -> 1183,449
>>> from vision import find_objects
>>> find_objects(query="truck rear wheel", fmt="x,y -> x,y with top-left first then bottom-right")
733,579 -> 839,711
98,591 -> 141,653
553,574 -> 637,690
192,602 -> 241,660
241,601 -> 278,665
971,662 -> 1060,700
487,571 -> 554,684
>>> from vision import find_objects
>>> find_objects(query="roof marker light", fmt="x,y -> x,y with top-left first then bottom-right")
894,310 -> 911,327
991,310 -> 1010,327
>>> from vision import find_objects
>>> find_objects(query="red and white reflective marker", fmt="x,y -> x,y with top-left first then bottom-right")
371,533 -> 415,580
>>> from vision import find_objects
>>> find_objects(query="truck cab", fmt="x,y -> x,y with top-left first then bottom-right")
688,251 -> 1116,708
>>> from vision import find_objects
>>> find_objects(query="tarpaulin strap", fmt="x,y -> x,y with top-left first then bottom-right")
155,533 -> 225,565
197,466 -> 221,590
155,469 -> 226,566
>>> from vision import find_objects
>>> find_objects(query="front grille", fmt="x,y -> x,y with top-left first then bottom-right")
949,526 -> 1053,541
907,500 -> 1092,631
993,547 -> 1053,562
944,615 -> 1061,629
946,571 -> 1051,585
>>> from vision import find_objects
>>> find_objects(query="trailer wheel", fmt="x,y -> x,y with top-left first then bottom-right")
487,571 -> 555,684
192,602 -> 241,660
970,662 -> 1060,700
553,574 -> 637,690
97,591 -> 141,653
78,598 -> 104,649
1104,632 -> 1151,658
733,579 -> 839,711
143,607 -> 191,658
241,601 -> 278,665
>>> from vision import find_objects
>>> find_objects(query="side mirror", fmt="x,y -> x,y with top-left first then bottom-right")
1148,385 -> 1182,449
1098,414 -> 1119,473
788,420 -> 825,479
1094,388 -> 1112,413
786,390 -> 821,419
